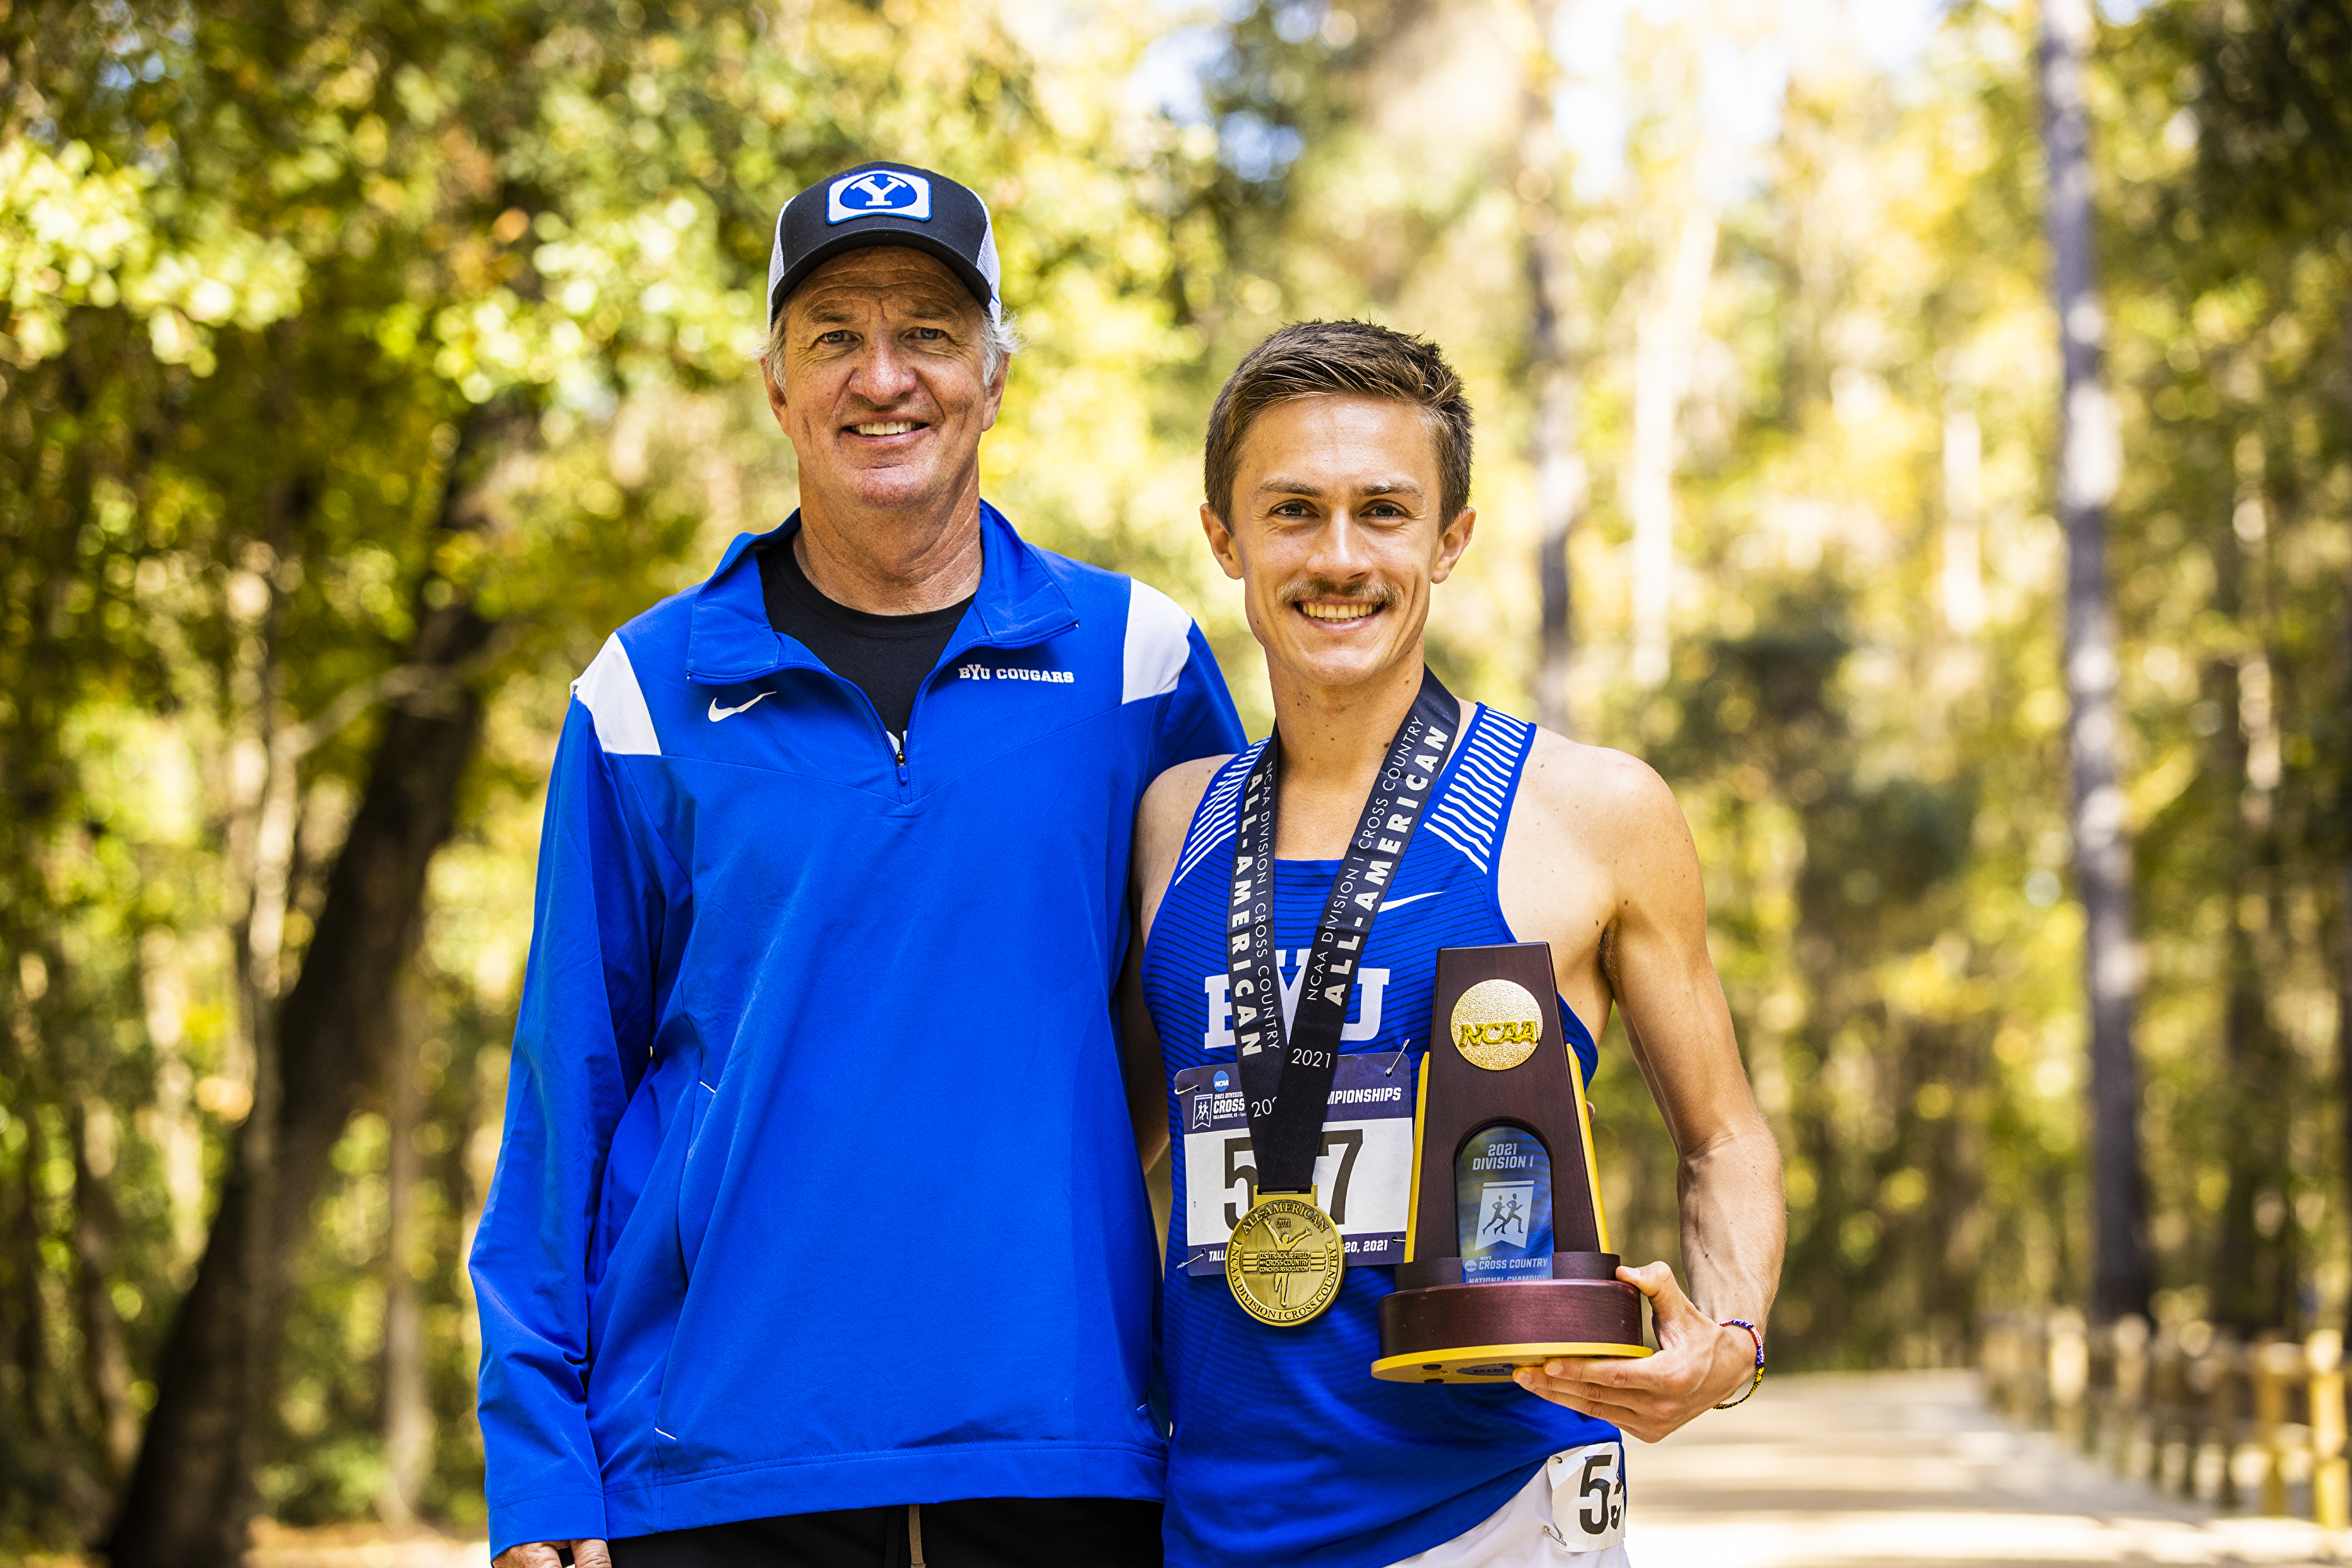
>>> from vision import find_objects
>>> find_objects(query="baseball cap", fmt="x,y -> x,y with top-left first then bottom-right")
766,161 -> 1002,328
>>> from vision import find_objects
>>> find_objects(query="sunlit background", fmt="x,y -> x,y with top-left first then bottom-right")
2,0 -> 2348,1554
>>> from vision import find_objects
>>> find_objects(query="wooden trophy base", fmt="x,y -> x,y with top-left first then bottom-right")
1372,1252 -> 1651,1384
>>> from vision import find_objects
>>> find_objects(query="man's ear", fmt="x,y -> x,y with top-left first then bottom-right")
1200,503 -> 1245,583
978,348 -> 1008,435
1429,506 -> 1476,584
760,356 -> 790,435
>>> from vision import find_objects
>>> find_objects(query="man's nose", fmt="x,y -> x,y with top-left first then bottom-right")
1308,510 -> 1376,577
848,336 -> 920,405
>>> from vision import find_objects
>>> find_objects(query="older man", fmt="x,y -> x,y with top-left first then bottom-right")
474,162 -> 1243,1568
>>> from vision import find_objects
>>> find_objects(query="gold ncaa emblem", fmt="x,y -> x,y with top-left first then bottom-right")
1451,978 -> 1544,1071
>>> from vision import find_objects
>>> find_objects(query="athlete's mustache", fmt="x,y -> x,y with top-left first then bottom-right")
1276,580 -> 1400,611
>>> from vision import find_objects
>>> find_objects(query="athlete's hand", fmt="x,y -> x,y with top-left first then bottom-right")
493,1541 -> 612,1568
1512,1261 -> 1756,1442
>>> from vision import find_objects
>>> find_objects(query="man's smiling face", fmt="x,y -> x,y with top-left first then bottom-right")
764,246 -> 1001,520
1203,394 -> 1475,695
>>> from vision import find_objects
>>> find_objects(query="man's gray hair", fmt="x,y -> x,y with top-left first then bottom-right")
760,298 -> 1023,387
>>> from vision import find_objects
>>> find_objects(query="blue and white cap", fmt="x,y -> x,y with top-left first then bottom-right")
767,161 -> 1002,328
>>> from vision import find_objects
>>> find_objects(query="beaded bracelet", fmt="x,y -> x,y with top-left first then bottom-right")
1715,1319 -> 1765,1409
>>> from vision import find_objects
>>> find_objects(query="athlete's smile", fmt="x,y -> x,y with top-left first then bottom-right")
1294,597 -> 1387,629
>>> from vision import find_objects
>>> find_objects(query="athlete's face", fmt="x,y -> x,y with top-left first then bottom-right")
763,248 -> 1004,522
1202,395 -> 1475,695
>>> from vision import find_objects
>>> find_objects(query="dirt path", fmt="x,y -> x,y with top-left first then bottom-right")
46,1370 -> 2346,1566
1631,1370 -> 2344,1566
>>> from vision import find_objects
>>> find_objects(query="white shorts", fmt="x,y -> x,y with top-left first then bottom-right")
1388,1443 -> 1633,1568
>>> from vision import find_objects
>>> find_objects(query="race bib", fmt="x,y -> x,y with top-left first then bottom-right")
1544,1442 -> 1627,1552
1174,1054 -> 1414,1276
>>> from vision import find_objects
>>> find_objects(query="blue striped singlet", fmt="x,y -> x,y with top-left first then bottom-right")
1140,702 -> 1617,1568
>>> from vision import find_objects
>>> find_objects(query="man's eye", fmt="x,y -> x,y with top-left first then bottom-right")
816,329 -> 855,345
911,326 -> 948,341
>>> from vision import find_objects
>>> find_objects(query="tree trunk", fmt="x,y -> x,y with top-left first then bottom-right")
1521,0 -> 1584,737
376,994 -> 432,1527
3,1054 -> 59,1498
107,434 -> 503,1568
69,1100 -> 140,1482
136,930 -> 207,1272
1629,201 -> 1718,690
2040,0 -> 2151,1323
2213,433 -> 2295,1333
2339,299 -> 2352,1338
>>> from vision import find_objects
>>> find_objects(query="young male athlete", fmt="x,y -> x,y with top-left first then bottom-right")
1127,321 -> 1784,1566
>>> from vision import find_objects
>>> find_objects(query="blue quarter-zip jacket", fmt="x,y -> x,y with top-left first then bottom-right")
471,504 -> 1243,1555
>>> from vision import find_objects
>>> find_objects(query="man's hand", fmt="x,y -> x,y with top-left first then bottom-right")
493,1541 -> 612,1568
1512,1261 -> 1757,1443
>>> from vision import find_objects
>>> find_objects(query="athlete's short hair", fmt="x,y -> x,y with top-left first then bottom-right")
1203,320 -> 1472,526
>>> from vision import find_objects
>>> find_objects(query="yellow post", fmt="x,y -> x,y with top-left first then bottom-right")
2310,1330 -> 2347,1530
2113,1313 -> 2151,1479
2050,1309 -> 2089,1445
2252,1338 -> 2294,1517
2200,1330 -> 2235,1506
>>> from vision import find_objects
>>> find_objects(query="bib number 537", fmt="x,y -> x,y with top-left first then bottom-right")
1544,1441 -> 1626,1552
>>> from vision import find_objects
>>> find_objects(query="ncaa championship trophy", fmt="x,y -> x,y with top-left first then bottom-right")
1372,942 -> 1651,1382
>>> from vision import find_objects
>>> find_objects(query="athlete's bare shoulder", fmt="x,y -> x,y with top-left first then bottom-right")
1498,725 -> 1702,1028
1135,753 -> 1234,935
1512,725 -> 1694,873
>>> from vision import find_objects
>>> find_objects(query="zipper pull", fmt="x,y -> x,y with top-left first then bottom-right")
893,735 -> 909,785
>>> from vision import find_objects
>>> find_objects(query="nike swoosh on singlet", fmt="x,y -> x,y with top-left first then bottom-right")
707,691 -> 775,721
1377,889 -> 1445,910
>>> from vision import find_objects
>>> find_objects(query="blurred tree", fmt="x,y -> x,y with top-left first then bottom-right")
2041,0 -> 2153,1325
2123,0 -> 2352,1337
1515,0 -> 1586,735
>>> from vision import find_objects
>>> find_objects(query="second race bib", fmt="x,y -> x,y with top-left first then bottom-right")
1544,1442 -> 1628,1552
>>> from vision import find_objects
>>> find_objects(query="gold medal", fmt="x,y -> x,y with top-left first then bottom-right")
1225,1189 -> 1345,1326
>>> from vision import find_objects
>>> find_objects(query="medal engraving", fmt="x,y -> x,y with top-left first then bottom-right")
1225,1192 -> 1345,1326
1450,978 -> 1544,1071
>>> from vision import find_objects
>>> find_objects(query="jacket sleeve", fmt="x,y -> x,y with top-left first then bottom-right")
470,696 -> 666,1555
1151,620 -> 1246,771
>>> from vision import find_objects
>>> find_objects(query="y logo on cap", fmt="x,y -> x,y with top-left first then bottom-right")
826,170 -> 932,223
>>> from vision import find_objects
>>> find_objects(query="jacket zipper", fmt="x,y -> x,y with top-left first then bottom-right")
733,617 -> 1075,800
885,619 -> 1073,798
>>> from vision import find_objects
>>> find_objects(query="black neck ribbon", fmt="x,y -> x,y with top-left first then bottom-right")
1226,666 -> 1460,1196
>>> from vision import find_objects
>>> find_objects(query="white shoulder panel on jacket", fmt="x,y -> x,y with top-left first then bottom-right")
1122,578 -> 1195,705
569,633 -> 662,757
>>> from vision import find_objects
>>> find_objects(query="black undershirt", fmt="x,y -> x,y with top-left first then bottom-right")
757,532 -> 972,743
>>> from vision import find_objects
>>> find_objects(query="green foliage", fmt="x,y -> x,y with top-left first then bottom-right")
1,0 -> 2348,1548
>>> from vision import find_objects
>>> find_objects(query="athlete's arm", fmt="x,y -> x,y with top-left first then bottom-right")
1121,757 -> 1232,1169
1501,735 -> 1784,1442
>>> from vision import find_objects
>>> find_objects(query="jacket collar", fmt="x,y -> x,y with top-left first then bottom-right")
684,502 -> 1078,686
